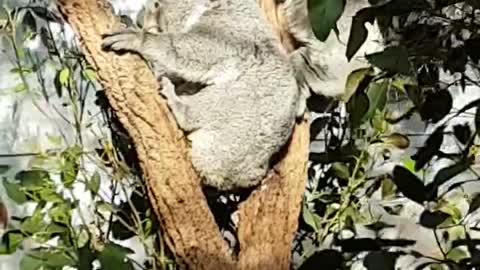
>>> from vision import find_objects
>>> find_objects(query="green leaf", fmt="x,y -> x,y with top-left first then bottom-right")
21,250 -> 75,270
3,179 -> 28,204
59,68 -> 70,86
308,0 -> 346,41
77,229 -> 90,249
371,109 -> 387,132
419,210 -> 450,228
419,90 -> 453,123
366,46 -> 412,75
143,219 -> 153,236
361,81 -> 388,122
87,171 -> 101,194
330,162 -> 350,180
37,189 -> 64,203
41,251 -> 74,267
60,146 -> 81,188
45,223 -> 68,236
413,125 -> 445,171
347,91 -> 370,128
392,166 -> 427,204
302,205 -> 319,232
54,69 -> 63,98
78,244 -> 97,270
391,75 -> 417,92
341,67 -> 374,102
15,170 -> 51,189
475,104 -> 480,136
19,253 -> 44,270
98,243 -> 135,270
14,44 -> 25,58
0,165 -> 11,174
10,67 -> 33,74
346,8 -> 376,60
345,68 -> 372,129
20,10 -> 36,39
96,201 -> 114,213
440,204 -> 462,223
11,83 -> 27,93
20,211 -> 48,235
48,203 -> 72,225
446,247 -> 468,263
381,178 -> 396,199
384,133 -> 410,149
310,117 -> 329,140
453,124 -> 472,145
47,135 -> 63,146
468,193 -> 480,215
1,230 -> 24,254
402,158 -> 416,173
430,264 -> 445,270
82,68 -> 97,81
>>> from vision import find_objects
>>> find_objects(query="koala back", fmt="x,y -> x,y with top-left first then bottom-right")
187,71 -> 299,191
149,0 -> 276,40
139,0 -> 301,190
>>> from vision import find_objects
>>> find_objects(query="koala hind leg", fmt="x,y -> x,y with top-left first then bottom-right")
160,77 -> 203,132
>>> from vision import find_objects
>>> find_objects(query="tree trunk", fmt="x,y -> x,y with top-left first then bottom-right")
56,0 -> 309,269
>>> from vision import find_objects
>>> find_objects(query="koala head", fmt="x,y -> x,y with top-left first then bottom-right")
144,0 -> 217,33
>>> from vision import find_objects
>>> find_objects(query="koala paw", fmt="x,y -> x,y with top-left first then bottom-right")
101,29 -> 144,52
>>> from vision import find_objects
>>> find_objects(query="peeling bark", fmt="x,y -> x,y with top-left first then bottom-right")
56,0 -> 308,269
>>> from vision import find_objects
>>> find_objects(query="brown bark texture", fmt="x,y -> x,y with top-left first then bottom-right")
56,0 -> 309,269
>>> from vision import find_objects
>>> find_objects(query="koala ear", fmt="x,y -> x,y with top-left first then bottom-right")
142,0 -> 164,33
136,7 -> 146,28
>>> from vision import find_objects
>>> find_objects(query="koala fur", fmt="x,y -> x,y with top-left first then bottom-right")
101,0 -> 300,191
280,0 -> 381,102
280,0 -> 338,100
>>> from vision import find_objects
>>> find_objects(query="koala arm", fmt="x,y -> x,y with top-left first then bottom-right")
102,29 -> 240,85
281,0 -> 317,44
282,0 -> 381,102
281,0 -> 348,99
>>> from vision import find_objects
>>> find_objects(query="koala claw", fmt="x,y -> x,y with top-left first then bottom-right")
101,29 -> 144,52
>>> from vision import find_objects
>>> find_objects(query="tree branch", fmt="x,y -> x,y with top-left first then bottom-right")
56,1 -> 233,269
56,0 -> 308,269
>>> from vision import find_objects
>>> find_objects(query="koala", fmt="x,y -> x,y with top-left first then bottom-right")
101,0 -> 301,191
280,0 -> 380,102
280,0 -> 337,100
140,0 -> 164,34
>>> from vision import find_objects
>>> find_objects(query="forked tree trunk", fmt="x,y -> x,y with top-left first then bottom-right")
56,0 -> 309,269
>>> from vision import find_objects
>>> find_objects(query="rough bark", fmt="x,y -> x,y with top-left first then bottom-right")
56,0 -> 308,269
237,122 -> 309,269
238,3 -> 309,268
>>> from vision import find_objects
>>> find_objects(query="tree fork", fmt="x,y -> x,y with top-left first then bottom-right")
56,0 -> 308,269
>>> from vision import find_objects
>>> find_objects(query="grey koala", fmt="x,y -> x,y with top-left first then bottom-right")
101,0 -> 301,190
281,0 -> 339,101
